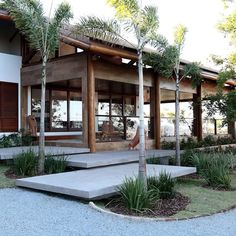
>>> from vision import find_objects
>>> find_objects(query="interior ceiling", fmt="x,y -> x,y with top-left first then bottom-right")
161,89 -> 193,102
96,79 -> 139,96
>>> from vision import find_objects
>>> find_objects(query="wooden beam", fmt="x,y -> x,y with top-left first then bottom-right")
154,74 -> 161,149
22,49 -> 38,65
193,85 -> 202,141
87,53 -> 96,152
9,29 -> 19,42
60,35 -> 137,61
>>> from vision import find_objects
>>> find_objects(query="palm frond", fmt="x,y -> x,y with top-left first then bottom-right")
46,2 -> 72,56
75,16 -> 122,45
107,0 -> 139,19
140,6 -> 159,36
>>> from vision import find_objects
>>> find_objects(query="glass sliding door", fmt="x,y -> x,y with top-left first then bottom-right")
51,90 -> 68,130
31,88 -> 50,131
69,92 -> 82,130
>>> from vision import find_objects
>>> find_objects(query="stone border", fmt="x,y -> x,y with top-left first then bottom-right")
89,201 -> 236,222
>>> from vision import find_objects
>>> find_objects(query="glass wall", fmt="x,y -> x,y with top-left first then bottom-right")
31,87 -> 82,132
95,86 -> 152,142
160,102 -> 194,137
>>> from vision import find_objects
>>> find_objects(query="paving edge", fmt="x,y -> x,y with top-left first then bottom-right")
89,202 -> 236,222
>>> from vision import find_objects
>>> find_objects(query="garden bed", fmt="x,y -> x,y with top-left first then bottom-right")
95,174 -> 236,219
104,192 -> 189,217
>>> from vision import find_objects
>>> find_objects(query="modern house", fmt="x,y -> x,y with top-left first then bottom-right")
1,9 -> 235,153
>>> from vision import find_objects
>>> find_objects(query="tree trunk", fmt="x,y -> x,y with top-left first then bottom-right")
175,77 -> 181,166
38,55 -> 47,174
137,48 -> 147,186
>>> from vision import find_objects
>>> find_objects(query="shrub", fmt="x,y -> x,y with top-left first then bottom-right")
146,156 -> 160,165
181,149 -> 195,167
118,177 -> 154,212
147,172 -> 175,199
0,130 -> 32,148
45,155 -> 67,174
180,137 -> 198,150
202,135 -> 216,147
191,152 -> 209,174
13,149 -> 37,176
192,152 -> 232,189
161,140 -> 175,150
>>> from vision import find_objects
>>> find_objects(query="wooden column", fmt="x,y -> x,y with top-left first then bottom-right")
87,53 -> 96,152
228,121 -> 236,139
154,75 -> 161,149
21,86 -> 28,130
193,85 -> 202,141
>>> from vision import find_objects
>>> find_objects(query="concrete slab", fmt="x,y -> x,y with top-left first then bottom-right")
66,149 -> 175,168
16,163 -> 196,200
0,146 -> 90,160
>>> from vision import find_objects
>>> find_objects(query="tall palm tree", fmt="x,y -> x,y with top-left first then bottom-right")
4,0 -> 72,174
145,25 -> 202,166
75,0 -> 166,185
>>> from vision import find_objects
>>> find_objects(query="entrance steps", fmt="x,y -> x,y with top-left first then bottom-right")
66,149 -> 175,168
16,163 -> 196,200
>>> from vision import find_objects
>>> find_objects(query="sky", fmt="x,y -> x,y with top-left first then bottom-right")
40,0 -> 233,68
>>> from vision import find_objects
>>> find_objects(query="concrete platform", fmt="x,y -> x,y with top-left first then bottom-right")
0,146 -> 90,160
16,163 -> 196,200
66,149 -> 175,168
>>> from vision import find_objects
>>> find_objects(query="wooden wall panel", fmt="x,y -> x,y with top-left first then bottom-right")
21,53 -> 87,86
0,82 -> 18,132
94,60 -> 153,87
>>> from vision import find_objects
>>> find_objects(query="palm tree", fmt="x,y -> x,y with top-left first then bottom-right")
4,0 -> 72,174
145,25 -> 202,166
75,0 -> 166,185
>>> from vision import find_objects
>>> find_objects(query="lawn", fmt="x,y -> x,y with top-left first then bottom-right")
172,175 -> 236,219
0,165 -> 15,188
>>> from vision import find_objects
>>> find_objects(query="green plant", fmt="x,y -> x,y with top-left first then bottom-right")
191,152 -> 211,174
202,135 -> 216,147
146,156 -> 160,165
13,149 -> 37,176
118,177 -> 155,213
44,155 -> 67,174
0,130 -> 32,148
181,149 -> 195,166
192,152 -> 232,189
180,137 -> 198,150
156,171 -> 176,199
161,140 -> 175,150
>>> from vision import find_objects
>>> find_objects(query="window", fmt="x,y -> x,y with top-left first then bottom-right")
31,88 -> 82,132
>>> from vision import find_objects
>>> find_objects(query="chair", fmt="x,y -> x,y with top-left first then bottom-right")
101,121 -> 116,141
27,115 -> 37,137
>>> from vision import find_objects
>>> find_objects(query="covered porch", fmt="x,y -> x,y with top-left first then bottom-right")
21,50 -> 204,152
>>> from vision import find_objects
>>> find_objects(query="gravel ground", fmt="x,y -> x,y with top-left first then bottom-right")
0,188 -> 236,236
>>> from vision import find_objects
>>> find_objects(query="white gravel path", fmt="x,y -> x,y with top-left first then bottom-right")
0,188 -> 236,236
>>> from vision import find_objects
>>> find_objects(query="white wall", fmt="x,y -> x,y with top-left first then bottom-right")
0,52 -> 22,136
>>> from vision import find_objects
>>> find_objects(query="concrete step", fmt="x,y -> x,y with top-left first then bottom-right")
66,149 -> 175,168
0,146 -> 90,160
45,140 -> 86,148
16,163 -> 196,200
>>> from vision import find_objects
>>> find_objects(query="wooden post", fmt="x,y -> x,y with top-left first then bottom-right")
21,86 -> 28,130
154,75 -> 161,149
193,85 -> 202,141
87,53 -> 96,152
228,121 -> 236,139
